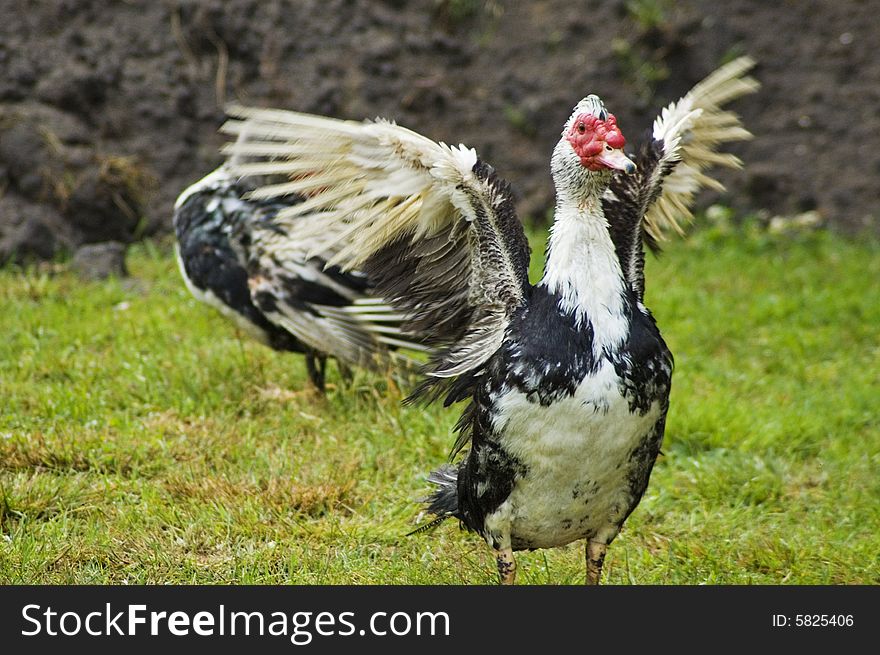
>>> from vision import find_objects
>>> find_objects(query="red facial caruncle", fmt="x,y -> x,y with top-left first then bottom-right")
565,112 -> 633,173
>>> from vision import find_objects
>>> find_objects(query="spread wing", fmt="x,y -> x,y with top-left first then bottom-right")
604,56 -> 759,300
221,106 -> 532,397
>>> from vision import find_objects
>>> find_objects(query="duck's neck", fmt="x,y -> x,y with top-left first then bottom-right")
540,180 -> 629,356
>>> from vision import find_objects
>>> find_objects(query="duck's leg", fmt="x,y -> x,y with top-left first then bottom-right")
496,548 -> 517,585
586,540 -> 607,585
487,503 -> 515,584
305,353 -> 327,392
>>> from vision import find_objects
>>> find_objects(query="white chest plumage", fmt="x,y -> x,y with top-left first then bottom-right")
478,198 -> 663,550
540,202 -> 629,358
487,360 -> 662,550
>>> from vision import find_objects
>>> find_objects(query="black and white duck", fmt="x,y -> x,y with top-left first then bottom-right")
173,161 -> 424,391
218,57 -> 757,582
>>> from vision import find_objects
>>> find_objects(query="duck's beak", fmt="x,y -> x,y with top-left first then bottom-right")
599,148 -> 636,175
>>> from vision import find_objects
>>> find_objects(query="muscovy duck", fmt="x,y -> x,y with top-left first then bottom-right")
219,57 -> 757,583
173,163 -> 425,391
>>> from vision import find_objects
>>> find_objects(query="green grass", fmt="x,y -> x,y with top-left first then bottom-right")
1,222 -> 878,584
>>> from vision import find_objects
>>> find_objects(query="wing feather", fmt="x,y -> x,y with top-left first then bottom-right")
604,56 -> 759,300
643,56 -> 760,242
221,106 -> 531,390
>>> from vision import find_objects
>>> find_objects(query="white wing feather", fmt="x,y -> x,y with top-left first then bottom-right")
220,106 -> 530,381
645,56 -> 759,241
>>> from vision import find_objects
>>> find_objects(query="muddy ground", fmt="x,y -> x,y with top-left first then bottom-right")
1,0 -> 877,262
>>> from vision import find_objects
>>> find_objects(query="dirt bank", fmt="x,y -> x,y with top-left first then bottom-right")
1,0 -> 877,262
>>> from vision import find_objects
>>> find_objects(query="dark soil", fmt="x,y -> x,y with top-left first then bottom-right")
1,0 -> 877,262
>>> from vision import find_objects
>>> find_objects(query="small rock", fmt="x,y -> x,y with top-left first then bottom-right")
768,210 -> 824,235
71,241 -> 128,280
705,204 -> 734,224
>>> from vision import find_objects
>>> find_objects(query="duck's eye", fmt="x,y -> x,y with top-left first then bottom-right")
604,144 -> 613,151
577,122 -> 586,134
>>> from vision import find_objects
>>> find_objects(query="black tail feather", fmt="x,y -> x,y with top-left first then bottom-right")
426,464 -> 459,516
406,464 -> 460,536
